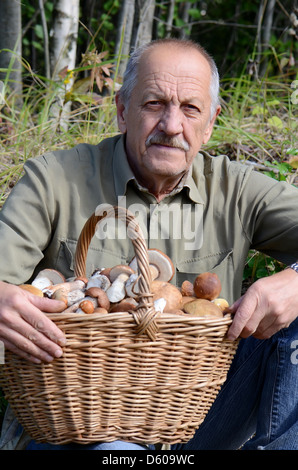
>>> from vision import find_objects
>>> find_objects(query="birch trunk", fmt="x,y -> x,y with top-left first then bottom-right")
0,0 -> 22,105
115,0 -> 136,78
49,0 -> 80,129
133,0 -> 156,49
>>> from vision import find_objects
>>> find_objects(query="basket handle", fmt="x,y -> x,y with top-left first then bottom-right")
74,205 -> 159,340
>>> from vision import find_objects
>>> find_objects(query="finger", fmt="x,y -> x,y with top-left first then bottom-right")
24,291 -> 66,313
0,302 -> 66,361
18,296 -> 67,348
1,336 -> 43,364
227,292 -> 258,340
0,324 -> 59,363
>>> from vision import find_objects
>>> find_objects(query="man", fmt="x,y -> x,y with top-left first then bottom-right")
0,38 -> 298,450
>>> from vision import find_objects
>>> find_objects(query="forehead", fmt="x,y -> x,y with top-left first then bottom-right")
136,45 -> 212,99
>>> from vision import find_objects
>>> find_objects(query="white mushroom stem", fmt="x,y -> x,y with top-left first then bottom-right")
125,273 -> 139,298
106,273 -> 130,303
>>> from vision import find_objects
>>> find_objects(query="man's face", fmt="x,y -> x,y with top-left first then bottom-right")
116,44 -> 220,185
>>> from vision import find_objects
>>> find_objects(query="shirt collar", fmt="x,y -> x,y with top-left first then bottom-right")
113,134 -> 204,205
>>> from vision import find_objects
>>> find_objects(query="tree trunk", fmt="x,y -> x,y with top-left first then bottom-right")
179,1 -> 192,38
259,0 -> 276,76
49,0 -> 80,129
50,0 -> 80,79
115,0 -> 136,78
0,0 -> 23,105
166,0 -> 175,37
132,0 -> 156,49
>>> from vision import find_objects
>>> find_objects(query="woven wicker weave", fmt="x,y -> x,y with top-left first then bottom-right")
0,206 -> 238,445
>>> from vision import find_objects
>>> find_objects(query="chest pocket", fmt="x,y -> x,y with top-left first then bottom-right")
55,239 -> 132,278
175,249 -> 234,302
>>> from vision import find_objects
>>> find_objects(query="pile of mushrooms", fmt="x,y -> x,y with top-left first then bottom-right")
19,249 -> 229,318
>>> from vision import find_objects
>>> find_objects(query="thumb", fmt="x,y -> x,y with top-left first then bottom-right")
226,290 -> 258,340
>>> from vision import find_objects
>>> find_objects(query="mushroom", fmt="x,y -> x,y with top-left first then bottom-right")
183,298 -> 223,318
153,297 -> 167,314
32,269 -> 66,290
151,280 -> 182,313
109,265 -> 135,282
52,287 -> 85,307
180,295 -> 197,309
125,272 -> 139,298
44,279 -> 86,297
109,297 -> 138,313
99,267 -> 112,279
19,284 -> 44,297
212,298 -> 229,312
93,307 -> 109,314
85,286 -> 110,312
180,280 -> 195,297
106,270 -> 131,303
86,271 -> 111,291
129,248 -> 175,282
79,299 -> 96,314
193,272 -> 222,301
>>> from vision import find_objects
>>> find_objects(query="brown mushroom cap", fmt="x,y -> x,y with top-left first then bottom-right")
212,298 -> 229,312
19,284 -> 44,297
193,272 -> 222,301
151,280 -> 182,313
181,280 -> 195,297
109,265 -> 135,282
109,298 -> 138,313
183,298 -> 223,318
79,299 -> 95,314
129,249 -> 175,282
85,287 -> 110,311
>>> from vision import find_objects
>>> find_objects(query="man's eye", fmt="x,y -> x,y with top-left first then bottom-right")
144,100 -> 163,108
184,104 -> 200,113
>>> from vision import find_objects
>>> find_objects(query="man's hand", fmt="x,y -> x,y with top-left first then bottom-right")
0,281 -> 66,363
227,268 -> 298,341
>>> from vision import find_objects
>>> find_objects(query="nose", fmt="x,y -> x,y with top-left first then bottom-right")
157,104 -> 183,135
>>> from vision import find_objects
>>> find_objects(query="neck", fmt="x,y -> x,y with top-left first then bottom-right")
133,168 -> 186,202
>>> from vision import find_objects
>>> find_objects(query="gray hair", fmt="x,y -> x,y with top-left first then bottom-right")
118,38 -> 220,120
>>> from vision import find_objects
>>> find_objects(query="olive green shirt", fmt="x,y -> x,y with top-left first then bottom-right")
0,134 -> 298,304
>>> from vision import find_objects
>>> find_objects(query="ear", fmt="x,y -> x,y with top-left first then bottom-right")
202,105 -> 221,145
115,92 -> 128,134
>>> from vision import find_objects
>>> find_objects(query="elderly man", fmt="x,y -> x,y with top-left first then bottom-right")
0,38 -> 298,450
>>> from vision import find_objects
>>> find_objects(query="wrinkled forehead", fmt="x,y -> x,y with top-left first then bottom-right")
136,45 -> 212,100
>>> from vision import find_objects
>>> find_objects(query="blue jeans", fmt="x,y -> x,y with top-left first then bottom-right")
26,318 -> 298,450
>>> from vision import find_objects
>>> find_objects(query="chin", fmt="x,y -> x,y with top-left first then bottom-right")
145,154 -> 188,176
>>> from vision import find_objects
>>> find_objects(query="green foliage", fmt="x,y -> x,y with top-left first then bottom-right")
243,250 -> 285,284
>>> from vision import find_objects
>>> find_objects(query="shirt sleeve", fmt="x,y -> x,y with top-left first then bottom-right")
238,168 -> 298,265
0,156 -> 56,284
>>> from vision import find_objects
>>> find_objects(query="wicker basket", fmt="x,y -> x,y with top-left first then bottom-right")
0,206 -> 238,445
